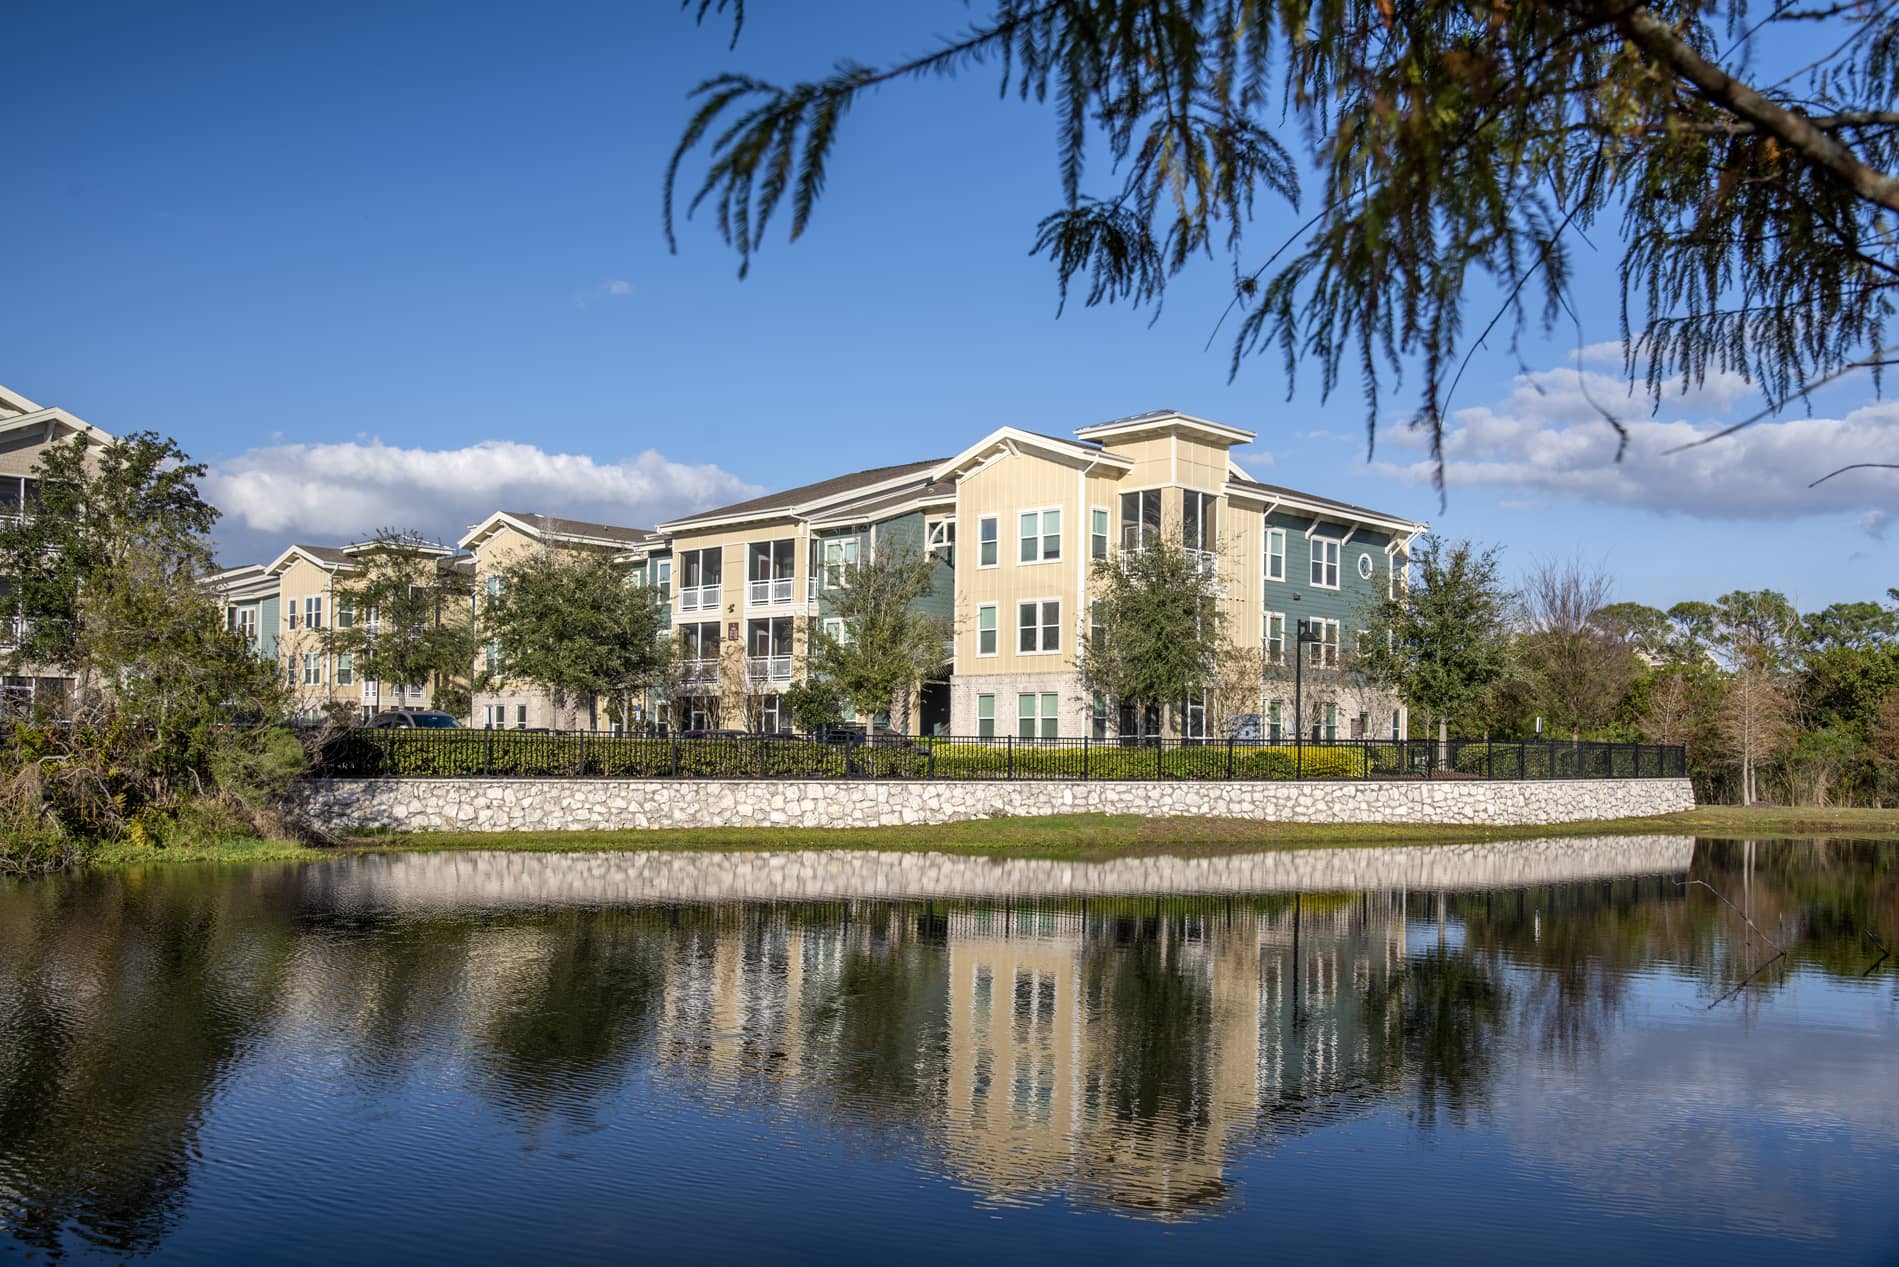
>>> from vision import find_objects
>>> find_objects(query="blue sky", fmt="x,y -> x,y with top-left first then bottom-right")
4,0 -> 1894,611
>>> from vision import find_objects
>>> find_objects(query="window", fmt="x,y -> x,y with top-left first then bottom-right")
820,537 -> 859,589
1018,692 -> 1058,740
1266,527 -> 1286,581
1088,601 -> 1103,654
1354,710 -> 1369,739
927,517 -> 955,566
1018,508 -> 1061,563
1018,600 -> 1060,654
977,604 -> 998,656
1090,507 -> 1110,561
1305,618 -> 1340,668
230,607 -> 257,642
1183,692 -> 1209,739
822,616 -> 847,645
1357,551 -> 1374,580
1310,536 -> 1340,588
653,558 -> 672,601
680,548 -> 724,610
337,600 -> 355,629
1392,710 -> 1402,740
1267,700 -> 1284,743
760,693 -> 785,734
1390,553 -> 1405,600
748,539 -> 796,603
1322,702 -> 1338,741
483,640 -> 499,674
288,599 -> 300,631
978,515 -> 999,568
301,652 -> 322,686
1091,692 -> 1109,740
1264,612 -> 1286,666
1182,491 -> 1216,553
977,693 -> 995,738
336,653 -> 354,687
304,595 -> 323,629
1119,489 -> 1161,551
516,705 -> 528,728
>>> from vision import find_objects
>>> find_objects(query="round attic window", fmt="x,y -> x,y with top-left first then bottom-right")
1357,552 -> 1375,580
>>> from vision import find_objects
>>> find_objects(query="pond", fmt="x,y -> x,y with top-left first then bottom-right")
1,836 -> 1895,1264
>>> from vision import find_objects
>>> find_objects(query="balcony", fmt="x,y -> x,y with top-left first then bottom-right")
747,576 -> 795,606
679,583 -> 722,613
745,655 -> 793,684
679,657 -> 720,687
1185,547 -> 1218,578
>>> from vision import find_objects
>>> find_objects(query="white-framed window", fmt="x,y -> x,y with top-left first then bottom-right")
977,693 -> 996,739
1310,536 -> 1340,588
1120,489 -> 1162,551
653,558 -> 672,601
230,607 -> 257,641
483,639 -> 499,674
1017,692 -> 1059,740
1183,691 -> 1209,739
1090,507 -> 1110,561
978,515 -> 999,568
304,595 -> 323,629
1353,710 -> 1369,739
1265,527 -> 1286,582
516,705 -> 528,728
822,616 -> 848,645
976,604 -> 998,656
287,598 -> 300,630
1264,611 -> 1286,666
1320,702 -> 1338,741
1091,692 -> 1109,740
1392,710 -> 1403,740
1390,552 -> 1405,600
926,517 -> 955,566
1356,552 -> 1374,580
337,600 -> 355,630
1267,699 -> 1285,743
819,538 -> 858,590
1018,508 -> 1061,563
336,653 -> 354,687
1182,491 -> 1215,553
760,693 -> 786,734
1018,599 -> 1061,654
1305,618 -> 1340,668
301,652 -> 322,686
484,575 -> 502,601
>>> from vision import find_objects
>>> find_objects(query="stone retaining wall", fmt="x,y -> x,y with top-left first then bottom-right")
295,775 -> 1695,833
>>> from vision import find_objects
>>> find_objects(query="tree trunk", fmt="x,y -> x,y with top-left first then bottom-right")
1437,717 -> 1448,771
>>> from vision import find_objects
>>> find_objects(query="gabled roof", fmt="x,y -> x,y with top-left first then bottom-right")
1225,476 -> 1427,535
929,427 -> 1131,482
459,510 -> 659,552
658,459 -> 946,533
1074,409 -> 1255,448
0,406 -> 113,448
804,481 -> 957,529
205,563 -> 279,602
264,543 -> 355,576
343,532 -> 454,558
0,385 -> 45,415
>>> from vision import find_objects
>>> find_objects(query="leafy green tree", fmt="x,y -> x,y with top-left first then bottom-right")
324,530 -> 475,716
1519,558 -> 1637,740
482,549 -> 673,728
1357,537 -> 1513,752
807,545 -> 949,733
672,1 -> 1899,486
1080,540 -> 1229,737
781,680 -> 845,733
1594,602 -> 1673,663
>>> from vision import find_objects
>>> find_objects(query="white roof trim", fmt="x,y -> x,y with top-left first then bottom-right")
458,510 -> 650,553
1074,411 -> 1256,447
657,467 -> 943,534
0,385 -> 44,415
1222,481 -> 1428,536
929,427 -> 1132,482
0,407 -> 113,446
264,544 -> 355,576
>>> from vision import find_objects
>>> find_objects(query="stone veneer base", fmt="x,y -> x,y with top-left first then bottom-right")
295,776 -> 1696,834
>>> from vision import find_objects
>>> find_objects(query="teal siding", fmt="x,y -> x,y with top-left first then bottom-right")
812,513 -> 952,624
258,595 -> 280,664
1261,510 -> 1394,635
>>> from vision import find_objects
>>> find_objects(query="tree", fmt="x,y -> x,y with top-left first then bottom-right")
481,549 -> 673,729
1519,558 -> 1638,740
1719,659 -> 1794,805
1874,690 -> 1899,799
1594,602 -> 1673,664
1357,537 -> 1513,754
1080,540 -> 1229,737
672,2 -> 1899,489
0,433 -> 299,862
324,530 -> 476,717
807,545 -> 949,733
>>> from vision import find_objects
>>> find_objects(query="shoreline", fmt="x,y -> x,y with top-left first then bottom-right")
48,805 -> 1899,870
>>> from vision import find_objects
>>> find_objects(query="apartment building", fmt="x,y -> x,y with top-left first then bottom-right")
264,538 -> 468,720
461,511 -> 669,730
656,410 -> 1427,740
0,383 -> 115,712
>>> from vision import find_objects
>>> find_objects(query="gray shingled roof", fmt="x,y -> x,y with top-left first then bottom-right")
501,512 -> 657,545
1229,478 -> 1422,527
806,479 -> 956,525
291,544 -> 353,566
664,458 -> 946,527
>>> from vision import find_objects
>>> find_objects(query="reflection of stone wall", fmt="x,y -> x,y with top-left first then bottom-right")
296,775 -> 1696,833
311,836 -> 1696,910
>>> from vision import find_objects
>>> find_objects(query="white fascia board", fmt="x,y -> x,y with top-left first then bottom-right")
0,385 -> 44,414
806,490 -> 956,530
0,407 -> 113,446
657,469 -> 933,534
264,545 -> 353,576
1223,482 -> 1426,536
1074,412 -> 1256,447
930,427 -> 1131,483
457,511 -> 529,552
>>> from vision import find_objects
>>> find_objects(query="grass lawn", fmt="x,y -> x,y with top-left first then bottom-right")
55,805 -> 1899,871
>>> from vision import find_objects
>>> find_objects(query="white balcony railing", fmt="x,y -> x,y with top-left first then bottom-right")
1185,546 -> 1218,577
745,655 -> 793,684
679,583 -> 722,613
747,576 -> 795,606
679,658 -> 720,686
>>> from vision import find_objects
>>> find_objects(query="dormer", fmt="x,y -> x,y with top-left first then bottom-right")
1072,410 -> 1256,492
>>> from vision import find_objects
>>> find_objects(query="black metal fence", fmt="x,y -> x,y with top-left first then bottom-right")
313,730 -> 1688,783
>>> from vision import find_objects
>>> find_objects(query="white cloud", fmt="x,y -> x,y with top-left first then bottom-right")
1862,510 -> 1891,539
1373,360 -> 1899,521
205,439 -> 762,560
604,279 -> 632,297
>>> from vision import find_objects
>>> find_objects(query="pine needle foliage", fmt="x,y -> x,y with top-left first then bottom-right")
673,1 -> 1899,494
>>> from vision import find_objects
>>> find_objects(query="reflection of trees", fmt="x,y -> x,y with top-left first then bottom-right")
1363,946 -> 1507,1129
0,868 -> 298,1259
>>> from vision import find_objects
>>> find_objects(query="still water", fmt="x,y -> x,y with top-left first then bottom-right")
1,836 -> 1895,1264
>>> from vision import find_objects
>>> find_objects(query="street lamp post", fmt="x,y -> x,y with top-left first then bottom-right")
1293,618 -> 1323,743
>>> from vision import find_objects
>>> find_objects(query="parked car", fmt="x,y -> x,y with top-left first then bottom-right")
1224,713 -> 1263,742
362,710 -> 462,730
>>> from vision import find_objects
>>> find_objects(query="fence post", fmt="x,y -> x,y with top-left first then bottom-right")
1006,734 -> 1014,781
670,736 -> 680,778
928,738 -> 935,781
483,726 -> 492,777
1518,741 -> 1525,781
757,733 -> 767,779
1296,735 -> 1304,781
1154,735 -> 1162,780
578,730 -> 587,778
1082,735 -> 1090,782
1225,737 -> 1234,781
